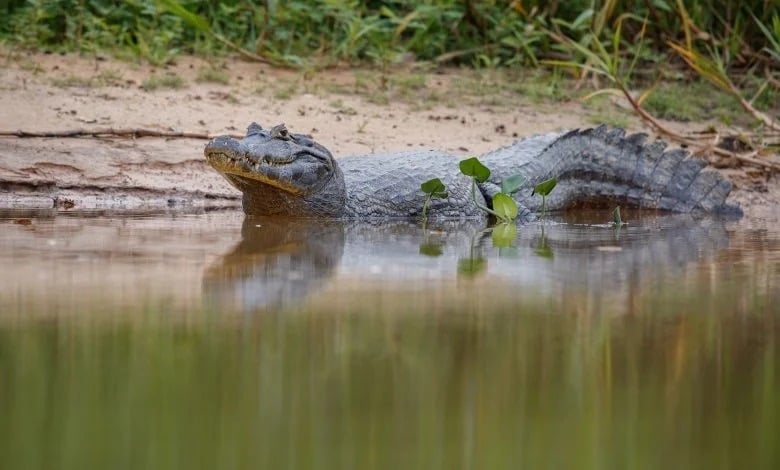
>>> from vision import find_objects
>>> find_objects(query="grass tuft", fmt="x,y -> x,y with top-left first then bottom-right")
142,73 -> 186,91
272,83 -> 298,100
642,81 -> 745,124
196,67 -> 230,85
50,69 -> 123,88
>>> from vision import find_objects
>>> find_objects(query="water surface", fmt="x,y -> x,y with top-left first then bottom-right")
1,210 -> 778,469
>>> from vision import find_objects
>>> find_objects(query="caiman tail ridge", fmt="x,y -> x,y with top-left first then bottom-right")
480,125 -> 741,215
205,122 -> 741,219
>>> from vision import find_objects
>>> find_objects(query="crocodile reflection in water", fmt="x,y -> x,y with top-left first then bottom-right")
202,217 -> 347,310
202,214 -> 731,312
201,217 -> 482,311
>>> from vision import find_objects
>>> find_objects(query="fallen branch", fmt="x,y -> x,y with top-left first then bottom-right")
541,24 -> 779,173
669,42 -> 780,133
0,128 -> 242,139
611,82 -> 780,172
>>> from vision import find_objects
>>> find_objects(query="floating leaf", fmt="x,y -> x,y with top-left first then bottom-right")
459,157 -> 490,183
457,256 -> 487,278
492,193 -> 518,221
535,244 -> 554,259
420,178 -> 448,198
491,223 -> 517,247
532,177 -> 558,197
419,242 -> 444,257
501,174 -> 526,194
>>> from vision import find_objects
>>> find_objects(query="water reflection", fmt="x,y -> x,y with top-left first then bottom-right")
0,210 -> 778,469
202,214 -> 732,313
203,217 -> 347,310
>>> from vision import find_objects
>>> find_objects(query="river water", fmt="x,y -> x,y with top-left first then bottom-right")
1,210 -> 778,469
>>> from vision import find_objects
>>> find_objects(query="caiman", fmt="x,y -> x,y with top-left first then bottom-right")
204,122 -> 741,218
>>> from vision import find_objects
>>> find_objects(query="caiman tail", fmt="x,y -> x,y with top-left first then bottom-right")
493,125 -> 740,215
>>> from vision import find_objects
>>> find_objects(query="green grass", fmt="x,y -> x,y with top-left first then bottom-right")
50,74 -> 94,88
642,81 -> 745,124
328,99 -> 357,115
1,0 -> 775,75
16,58 -> 45,74
586,109 -> 632,129
517,69 -> 581,103
196,66 -> 229,85
271,83 -> 298,100
50,69 -> 124,88
141,73 -> 186,91
389,73 -> 426,93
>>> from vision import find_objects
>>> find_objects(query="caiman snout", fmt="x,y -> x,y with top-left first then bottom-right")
204,135 -> 242,158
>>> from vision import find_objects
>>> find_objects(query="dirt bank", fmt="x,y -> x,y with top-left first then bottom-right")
1,51 -> 777,220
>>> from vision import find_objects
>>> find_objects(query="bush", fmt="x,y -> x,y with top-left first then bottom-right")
0,0 -> 777,71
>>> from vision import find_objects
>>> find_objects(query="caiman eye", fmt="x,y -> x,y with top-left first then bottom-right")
246,122 -> 263,136
270,124 -> 292,141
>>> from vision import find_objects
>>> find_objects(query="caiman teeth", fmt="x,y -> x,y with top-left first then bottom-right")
262,156 -> 294,166
207,150 -> 293,168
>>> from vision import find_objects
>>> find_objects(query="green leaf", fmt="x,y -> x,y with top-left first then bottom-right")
158,0 -> 211,33
491,223 -> 517,247
457,257 -> 487,278
535,244 -> 554,259
459,157 -> 490,183
532,177 -> 558,197
501,174 -> 526,194
419,242 -> 443,257
420,178 -> 447,198
570,9 -> 595,30
492,193 -> 518,221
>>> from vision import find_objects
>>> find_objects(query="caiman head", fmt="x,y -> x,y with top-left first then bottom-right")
205,123 -> 346,216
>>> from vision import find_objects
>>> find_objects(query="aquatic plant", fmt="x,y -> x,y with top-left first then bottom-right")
421,157 -> 530,224
458,157 -> 525,224
612,206 -> 625,227
420,177 -> 448,221
531,177 -> 558,219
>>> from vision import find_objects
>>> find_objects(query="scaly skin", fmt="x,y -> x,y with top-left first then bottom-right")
204,123 -> 741,218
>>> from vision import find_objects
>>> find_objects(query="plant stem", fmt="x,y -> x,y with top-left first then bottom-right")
470,179 -> 504,221
422,194 -> 432,220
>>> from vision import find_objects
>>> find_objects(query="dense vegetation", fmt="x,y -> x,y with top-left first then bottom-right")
1,1 -> 778,150
0,0 -> 777,73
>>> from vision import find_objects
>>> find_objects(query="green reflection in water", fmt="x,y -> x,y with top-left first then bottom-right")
1,301 -> 777,470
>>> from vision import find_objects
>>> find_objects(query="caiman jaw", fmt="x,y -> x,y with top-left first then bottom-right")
205,150 -> 305,195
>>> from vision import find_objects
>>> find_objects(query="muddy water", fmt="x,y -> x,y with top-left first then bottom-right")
0,210 -> 778,469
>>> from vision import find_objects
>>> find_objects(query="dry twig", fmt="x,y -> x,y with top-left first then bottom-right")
0,128 -> 241,139
611,83 -> 779,172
